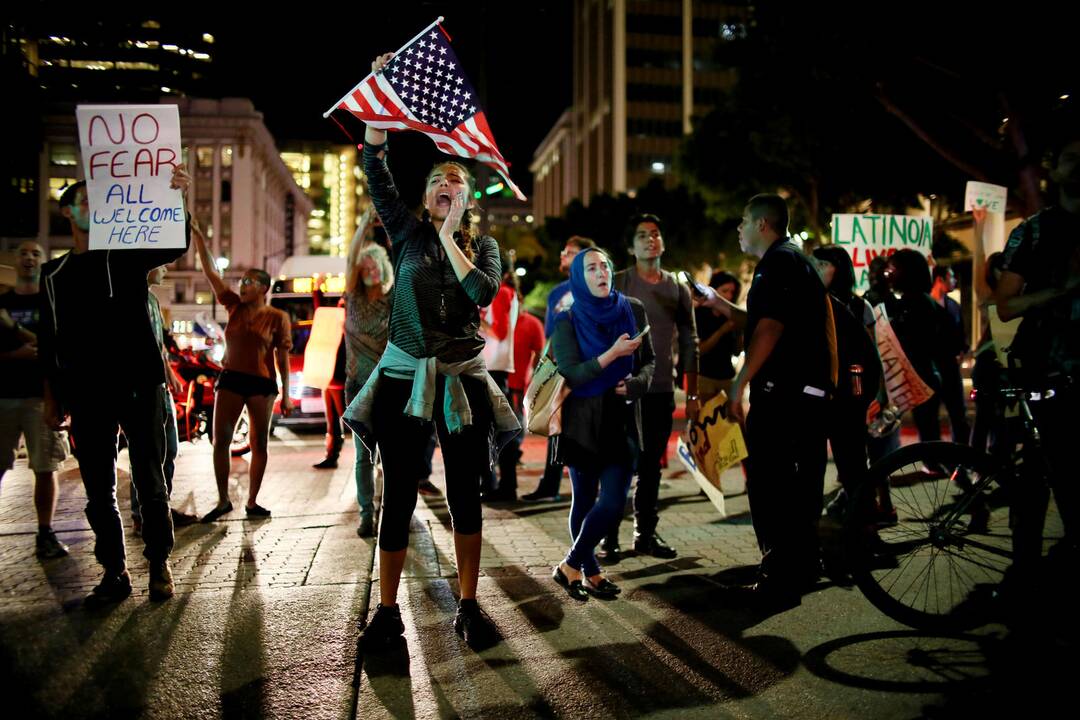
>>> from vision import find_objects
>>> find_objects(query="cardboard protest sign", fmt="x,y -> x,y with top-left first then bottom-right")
76,104 -> 186,250
301,306 -> 346,390
675,392 -> 748,516
964,181 -> 1007,213
831,214 -> 933,293
873,304 -> 935,413
677,437 -> 726,517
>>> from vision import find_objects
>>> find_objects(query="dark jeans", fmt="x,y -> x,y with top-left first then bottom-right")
373,375 -> 491,551
745,390 -> 828,589
130,391 -> 178,522
567,463 -> 633,576
913,362 -> 970,445
827,400 -> 869,492
1013,383 -> 1078,566
69,384 -> 173,572
608,392 -> 673,541
530,439 -> 566,496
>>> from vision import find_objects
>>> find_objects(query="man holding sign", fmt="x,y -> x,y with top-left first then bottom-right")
38,159 -> 192,607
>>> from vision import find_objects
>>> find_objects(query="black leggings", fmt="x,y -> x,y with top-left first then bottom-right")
373,373 -> 493,551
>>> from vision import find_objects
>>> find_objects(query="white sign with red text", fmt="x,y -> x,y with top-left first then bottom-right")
831,214 -> 933,293
76,104 -> 186,250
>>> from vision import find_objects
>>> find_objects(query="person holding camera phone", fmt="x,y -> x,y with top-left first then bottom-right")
550,249 -> 654,600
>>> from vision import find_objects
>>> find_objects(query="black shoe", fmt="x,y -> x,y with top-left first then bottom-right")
633,533 -> 678,559
582,576 -> 621,600
171,508 -> 199,527
200,501 -> 233,523
313,455 -> 339,469
36,529 -> 70,558
359,603 -> 405,649
454,601 -> 500,649
84,570 -> 132,609
597,538 -> 622,564
719,581 -> 801,611
521,490 -> 562,503
552,565 -> 589,601
483,488 -> 517,503
357,516 -> 375,538
245,503 -> 271,518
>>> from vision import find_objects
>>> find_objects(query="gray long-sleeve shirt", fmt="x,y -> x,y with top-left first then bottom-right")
614,268 -> 698,393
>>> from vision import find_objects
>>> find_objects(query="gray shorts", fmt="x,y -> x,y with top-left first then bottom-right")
0,397 -> 69,473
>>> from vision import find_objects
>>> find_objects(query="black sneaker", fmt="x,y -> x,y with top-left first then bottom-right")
85,570 -> 133,609
633,533 -> 678,559
36,529 -> 70,559
313,455 -> 338,470
454,601 -> 500,650
359,603 -> 405,649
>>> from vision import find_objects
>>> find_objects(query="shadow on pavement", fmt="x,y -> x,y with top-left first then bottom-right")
220,531 -> 268,719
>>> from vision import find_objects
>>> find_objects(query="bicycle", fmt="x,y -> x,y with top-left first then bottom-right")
842,371 -> 1069,631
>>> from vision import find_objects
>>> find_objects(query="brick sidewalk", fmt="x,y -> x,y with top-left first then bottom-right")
4,425 -> 1060,719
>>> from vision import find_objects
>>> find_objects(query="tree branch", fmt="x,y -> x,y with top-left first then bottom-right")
875,84 -> 991,182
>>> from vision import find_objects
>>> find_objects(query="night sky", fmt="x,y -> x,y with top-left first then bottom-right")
206,1 -> 573,198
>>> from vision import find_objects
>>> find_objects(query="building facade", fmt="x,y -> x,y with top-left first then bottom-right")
531,0 -> 745,218
1,97 -> 310,322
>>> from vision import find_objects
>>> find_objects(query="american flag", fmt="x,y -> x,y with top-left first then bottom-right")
325,19 -> 525,201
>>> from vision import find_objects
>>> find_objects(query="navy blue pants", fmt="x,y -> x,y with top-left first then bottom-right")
566,463 -> 633,576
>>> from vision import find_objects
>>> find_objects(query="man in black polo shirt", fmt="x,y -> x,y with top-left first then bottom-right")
725,194 -> 833,608
995,130 -> 1080,573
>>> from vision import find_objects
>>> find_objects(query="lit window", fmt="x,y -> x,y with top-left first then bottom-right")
202,33 -> 215,44
194,291 -> 213,305
142,20 -> 161,29
221,145 -> 233,167
116,61 -> 159,71
70,60 -> 115,70
196,146 -> 214,168
50,145 -> 78,167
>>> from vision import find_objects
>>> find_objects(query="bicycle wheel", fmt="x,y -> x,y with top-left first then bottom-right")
845,441 -> 1010,631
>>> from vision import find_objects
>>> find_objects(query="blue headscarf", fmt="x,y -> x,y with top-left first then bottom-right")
566,250 -> 638,398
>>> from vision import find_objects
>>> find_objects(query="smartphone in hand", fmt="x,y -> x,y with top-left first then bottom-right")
679,271 -> 710,298
631,324 -> 650,341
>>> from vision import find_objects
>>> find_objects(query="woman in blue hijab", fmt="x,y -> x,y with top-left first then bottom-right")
549,249 -> 655,600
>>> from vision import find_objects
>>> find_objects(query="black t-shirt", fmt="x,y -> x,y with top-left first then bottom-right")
695,306 -> 737,380
0,290 -> 44,398
1000,205 -> 1080,376
745,239 -> 831,396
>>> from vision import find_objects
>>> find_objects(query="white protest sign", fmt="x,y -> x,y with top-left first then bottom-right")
831,214 -> 933,293
76,104 -> 186,250
873,304 -> 935,413
964,181 -> 1007,213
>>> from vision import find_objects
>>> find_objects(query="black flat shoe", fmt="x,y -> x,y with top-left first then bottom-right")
582,577 -> 621,600
200,502 -> 233,523
552,565 -> 589,601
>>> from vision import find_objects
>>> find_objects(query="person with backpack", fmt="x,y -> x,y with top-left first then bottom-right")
812,246 -> 881,520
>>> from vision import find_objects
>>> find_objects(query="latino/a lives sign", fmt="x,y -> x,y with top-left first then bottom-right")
831,214 -> 933,293
76,104 -> 186,250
